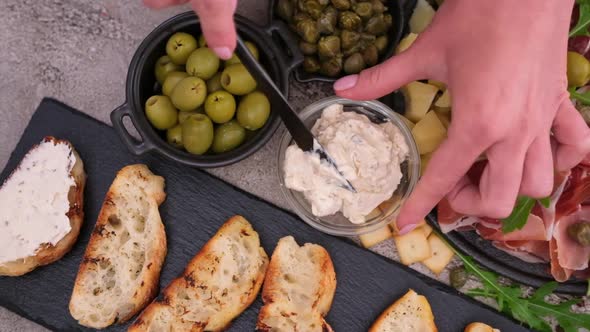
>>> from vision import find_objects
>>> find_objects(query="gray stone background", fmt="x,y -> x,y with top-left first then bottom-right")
0,1 -> 588,331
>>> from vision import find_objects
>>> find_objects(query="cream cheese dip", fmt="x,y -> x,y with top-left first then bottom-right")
283,103 -> 409,224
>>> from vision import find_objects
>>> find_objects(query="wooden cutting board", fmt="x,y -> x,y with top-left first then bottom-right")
0,98 -> 531,331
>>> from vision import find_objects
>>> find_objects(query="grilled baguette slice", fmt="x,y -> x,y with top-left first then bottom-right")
0,137 -> 86,276
369,289 -> 437,332
69,164 -> 166,328
129,215 -> 269,332
256,236 -> 337,332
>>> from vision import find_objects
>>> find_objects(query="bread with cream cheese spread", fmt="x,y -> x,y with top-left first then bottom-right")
256,236 -> 336,332
129,215 -> 269,332
0,136 -> 86,277
69,164 -> 166,328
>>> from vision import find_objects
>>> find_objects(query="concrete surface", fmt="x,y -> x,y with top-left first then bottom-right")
0,1 -> 587,331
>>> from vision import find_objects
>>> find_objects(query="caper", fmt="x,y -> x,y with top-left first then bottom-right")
449,266 -> 468,289
567,222 -> 590,246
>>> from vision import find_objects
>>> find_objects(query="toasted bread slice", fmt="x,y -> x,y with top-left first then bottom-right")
129,215 -> 269,332
0,137 -> 86,276
464,322 -> 499,332
256,236 -> 337,332
369,289 -> 437,332
69,165 -> 166,328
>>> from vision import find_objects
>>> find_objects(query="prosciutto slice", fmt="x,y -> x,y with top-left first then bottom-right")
437,158 -> 590,282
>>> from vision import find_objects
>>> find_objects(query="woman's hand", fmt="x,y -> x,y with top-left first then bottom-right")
335,0 -> 590,234
143,0 -> 237,60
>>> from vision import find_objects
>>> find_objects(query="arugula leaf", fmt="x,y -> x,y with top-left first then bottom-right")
538,196 -> 551,208
570,0 -> 590,37
569,87 -> 590,105
501,197 -> 536,233
446,239 -> 590,332
501,196 -> 551,233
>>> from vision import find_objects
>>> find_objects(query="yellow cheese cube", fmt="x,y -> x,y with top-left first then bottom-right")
402,82 -> 439,122
359,226 -> 393,248
409,0 -> 436,34
420,152 -> 433,176
434,110 -> 451,129
400,115 -> 415,130
421,234 -> 455,275
428,80 -> 446,91
434,89 -> 452,113
393,229 -> 431,265
396,33 -> 419,54
412,111 -> 447,155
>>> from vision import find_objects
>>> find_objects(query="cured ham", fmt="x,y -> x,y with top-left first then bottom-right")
438,159 -> 590,282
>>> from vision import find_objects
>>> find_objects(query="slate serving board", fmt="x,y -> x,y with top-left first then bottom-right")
0,98 -> 531,331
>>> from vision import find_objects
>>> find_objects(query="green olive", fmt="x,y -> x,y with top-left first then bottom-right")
198,34 -> 207,47
224,41 -> 260,67
155,55 -> 183,85
221,64 -> 257,96
145,95 -> 178,130
182,114 -> 214,155
166,32 -> 198,65
204,91 -> 236,124
170,76 -> 207,112
166,124 -> 183,148
212,120 -> 246,154
162,71 -> 189,97
178,108 -> 204,124
186,47 -> 220,80
567,51 -> 590,87
449,266 -> 468,289
206,72 -> 223,93
237,91 -> 271,130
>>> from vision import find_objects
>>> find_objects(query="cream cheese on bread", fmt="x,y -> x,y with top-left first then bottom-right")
0,140 -> 76,263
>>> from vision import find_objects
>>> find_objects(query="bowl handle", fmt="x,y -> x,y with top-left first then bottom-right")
265,20 -> 304,73
110,103 -> 155,155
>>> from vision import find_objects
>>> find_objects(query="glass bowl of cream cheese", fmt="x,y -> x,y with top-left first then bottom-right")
277,96 -> 420,236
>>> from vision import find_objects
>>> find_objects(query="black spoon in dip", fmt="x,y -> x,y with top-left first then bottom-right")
235,36 -> 357,193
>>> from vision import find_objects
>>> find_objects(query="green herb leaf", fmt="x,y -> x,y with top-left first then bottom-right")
442,233 -> 590,332
569,87 -> 590,106
501,197 -> 535,233
538,196 -> 551,208
587,279 -> 590,296
570,0 -> 590,37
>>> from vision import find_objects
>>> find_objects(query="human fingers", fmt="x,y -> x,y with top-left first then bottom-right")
333,38 -> 437,100
519,135 -> 554,198
447,139 -> 527,219
553,98 -> 590,171
143,0 -> 189,9
191,0 -> 238,60
395,132 -> 484,234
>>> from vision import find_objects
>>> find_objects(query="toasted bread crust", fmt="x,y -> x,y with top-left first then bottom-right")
0,137 -> 86,276
129,216 -> 269,332
256,236 -> 337,332
369,289 -> 437,332
69,164 -> 167,328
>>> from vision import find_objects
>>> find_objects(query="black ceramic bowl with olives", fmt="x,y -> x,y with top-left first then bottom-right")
270,0 -> 406,82
111,12 -> 299,168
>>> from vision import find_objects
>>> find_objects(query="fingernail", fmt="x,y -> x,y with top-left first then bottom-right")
398,224 -> 417,235
213,47 -> 232,60
334,75 -> 358,91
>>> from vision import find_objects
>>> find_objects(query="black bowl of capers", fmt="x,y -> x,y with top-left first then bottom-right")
270,0 -> 408,82
111,12 -> 301,168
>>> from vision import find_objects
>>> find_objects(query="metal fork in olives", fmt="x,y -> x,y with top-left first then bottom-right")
146,33 -> 272,156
